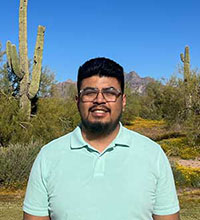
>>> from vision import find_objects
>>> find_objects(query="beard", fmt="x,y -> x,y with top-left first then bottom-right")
80,112 -> 122,136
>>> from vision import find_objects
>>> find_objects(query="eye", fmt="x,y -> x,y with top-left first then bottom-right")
103,88 -> 119,96
82,89 -> 97,96
103,91 -> 117,96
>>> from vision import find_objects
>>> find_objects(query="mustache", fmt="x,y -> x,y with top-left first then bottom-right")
89,105 -> 111,112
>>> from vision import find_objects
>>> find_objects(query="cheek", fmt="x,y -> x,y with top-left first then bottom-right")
111,103 -> 123,116
79,103 -> 90,116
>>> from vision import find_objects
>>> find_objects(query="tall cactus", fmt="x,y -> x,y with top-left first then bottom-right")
180,46 -> 192,115
6,0 -> 45,117
180,46 -> 190,83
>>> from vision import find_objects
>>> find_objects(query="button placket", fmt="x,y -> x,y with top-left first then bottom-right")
93,155 -> 105,177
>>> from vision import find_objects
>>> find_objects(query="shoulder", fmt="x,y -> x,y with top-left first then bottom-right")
121,125 -> 161,150
30,129 -> 78,176
37,128 -> 76,161
42,132 -> 71,151
120,125 -> 167,161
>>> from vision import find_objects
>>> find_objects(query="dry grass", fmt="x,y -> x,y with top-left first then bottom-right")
178,189 -> 200,220
125,117 -> 183,141
0,190 -> 24,220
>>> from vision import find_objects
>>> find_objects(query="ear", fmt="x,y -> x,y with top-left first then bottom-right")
76,95 -> 80,111
122,94 -> 126,112
75,95 -> 79,103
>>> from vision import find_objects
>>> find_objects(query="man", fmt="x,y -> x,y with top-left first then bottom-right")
23,57 -> 180,220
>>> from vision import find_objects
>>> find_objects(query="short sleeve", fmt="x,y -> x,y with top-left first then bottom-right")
23,149 -> 49,216
153,149 -> 180,215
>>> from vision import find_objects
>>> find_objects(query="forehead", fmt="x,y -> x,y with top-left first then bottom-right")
80,76 -> 121,90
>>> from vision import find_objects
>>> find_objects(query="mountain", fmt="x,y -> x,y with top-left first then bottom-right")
125,71 -> 154,94
51,79 -> 76,98
52,72 -> 154,98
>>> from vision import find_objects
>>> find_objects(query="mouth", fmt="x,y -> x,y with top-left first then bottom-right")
89,106 -> 110,117
90,106 -> 110,113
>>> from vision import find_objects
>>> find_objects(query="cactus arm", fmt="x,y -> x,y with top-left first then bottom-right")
11,45 -> 23,78
6,41 -> 23,79
180,46 -> 190,63
180,53 -> 184,63
6,41 -> 12,67
28,25 -> 45,99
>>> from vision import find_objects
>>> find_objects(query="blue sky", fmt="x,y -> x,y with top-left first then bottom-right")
1,0 -> 200,82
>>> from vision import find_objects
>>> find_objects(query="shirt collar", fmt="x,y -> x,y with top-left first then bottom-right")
112,122 -> 132,148
70,122 -> 132,150
70,125 -> 88,150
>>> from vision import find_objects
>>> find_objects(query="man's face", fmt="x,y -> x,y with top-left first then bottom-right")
77,75 -> 126,134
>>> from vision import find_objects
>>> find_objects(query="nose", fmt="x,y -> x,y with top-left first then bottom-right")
93,91 -> 106,103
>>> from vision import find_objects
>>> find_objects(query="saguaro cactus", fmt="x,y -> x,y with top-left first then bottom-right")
180,46 -> 190,83
180,46 -> 192,115
6,0 -> 45,117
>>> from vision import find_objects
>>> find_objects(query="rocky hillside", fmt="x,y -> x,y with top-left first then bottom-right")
125,71 -> 154,94
52,79 -> 76,98
52,72 -> 154,98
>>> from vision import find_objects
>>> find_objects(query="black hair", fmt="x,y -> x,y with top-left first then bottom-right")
77,57 -> 124,93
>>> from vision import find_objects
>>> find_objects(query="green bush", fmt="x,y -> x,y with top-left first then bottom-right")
184,115 -> 200,147
139,81 -> 164,120
121,87 -> 141,125
0,92 -> 30,146
0,94 -> 80,146
0,142 -> 42,188
31,97 -> 80,143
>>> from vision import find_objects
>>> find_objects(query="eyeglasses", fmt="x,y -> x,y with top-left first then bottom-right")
79,87 -> 122,102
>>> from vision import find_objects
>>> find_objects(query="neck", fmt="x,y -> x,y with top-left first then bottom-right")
81,123 -> 120,153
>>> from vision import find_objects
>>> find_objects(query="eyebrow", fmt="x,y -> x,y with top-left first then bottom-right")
81,86 -> 116,90
81,87 -> 96,90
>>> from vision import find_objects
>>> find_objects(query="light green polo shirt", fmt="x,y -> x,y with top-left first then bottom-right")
23,123 -> 179,220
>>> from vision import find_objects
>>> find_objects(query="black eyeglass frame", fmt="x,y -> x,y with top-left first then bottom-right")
78,87 -> 122,103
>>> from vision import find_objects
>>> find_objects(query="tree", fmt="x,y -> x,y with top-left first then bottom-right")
161,68 -> 200,146
140,81 -> 164,120
121,86 -> 141,124
37,66 -> 56,98
165,80 -> 184,124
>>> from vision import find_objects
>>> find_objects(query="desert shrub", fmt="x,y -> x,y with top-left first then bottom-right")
125,117 -> 181,141
139,81 -> 164,120
184,115 -> 200,147
172,164 -> 200,188
0,92 -> 32,146
126,117 -> 165,129
121,87 -> 141,125
179,147 -> 200,160
158,137 -> 200,159
0,142 -> 42,188
161,77 -> 186,124
158,137 -> 187,157
0,93 -> 80,146
30,97 -> 80,144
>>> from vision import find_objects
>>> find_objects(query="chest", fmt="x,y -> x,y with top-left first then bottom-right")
46,150 -> 157,220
